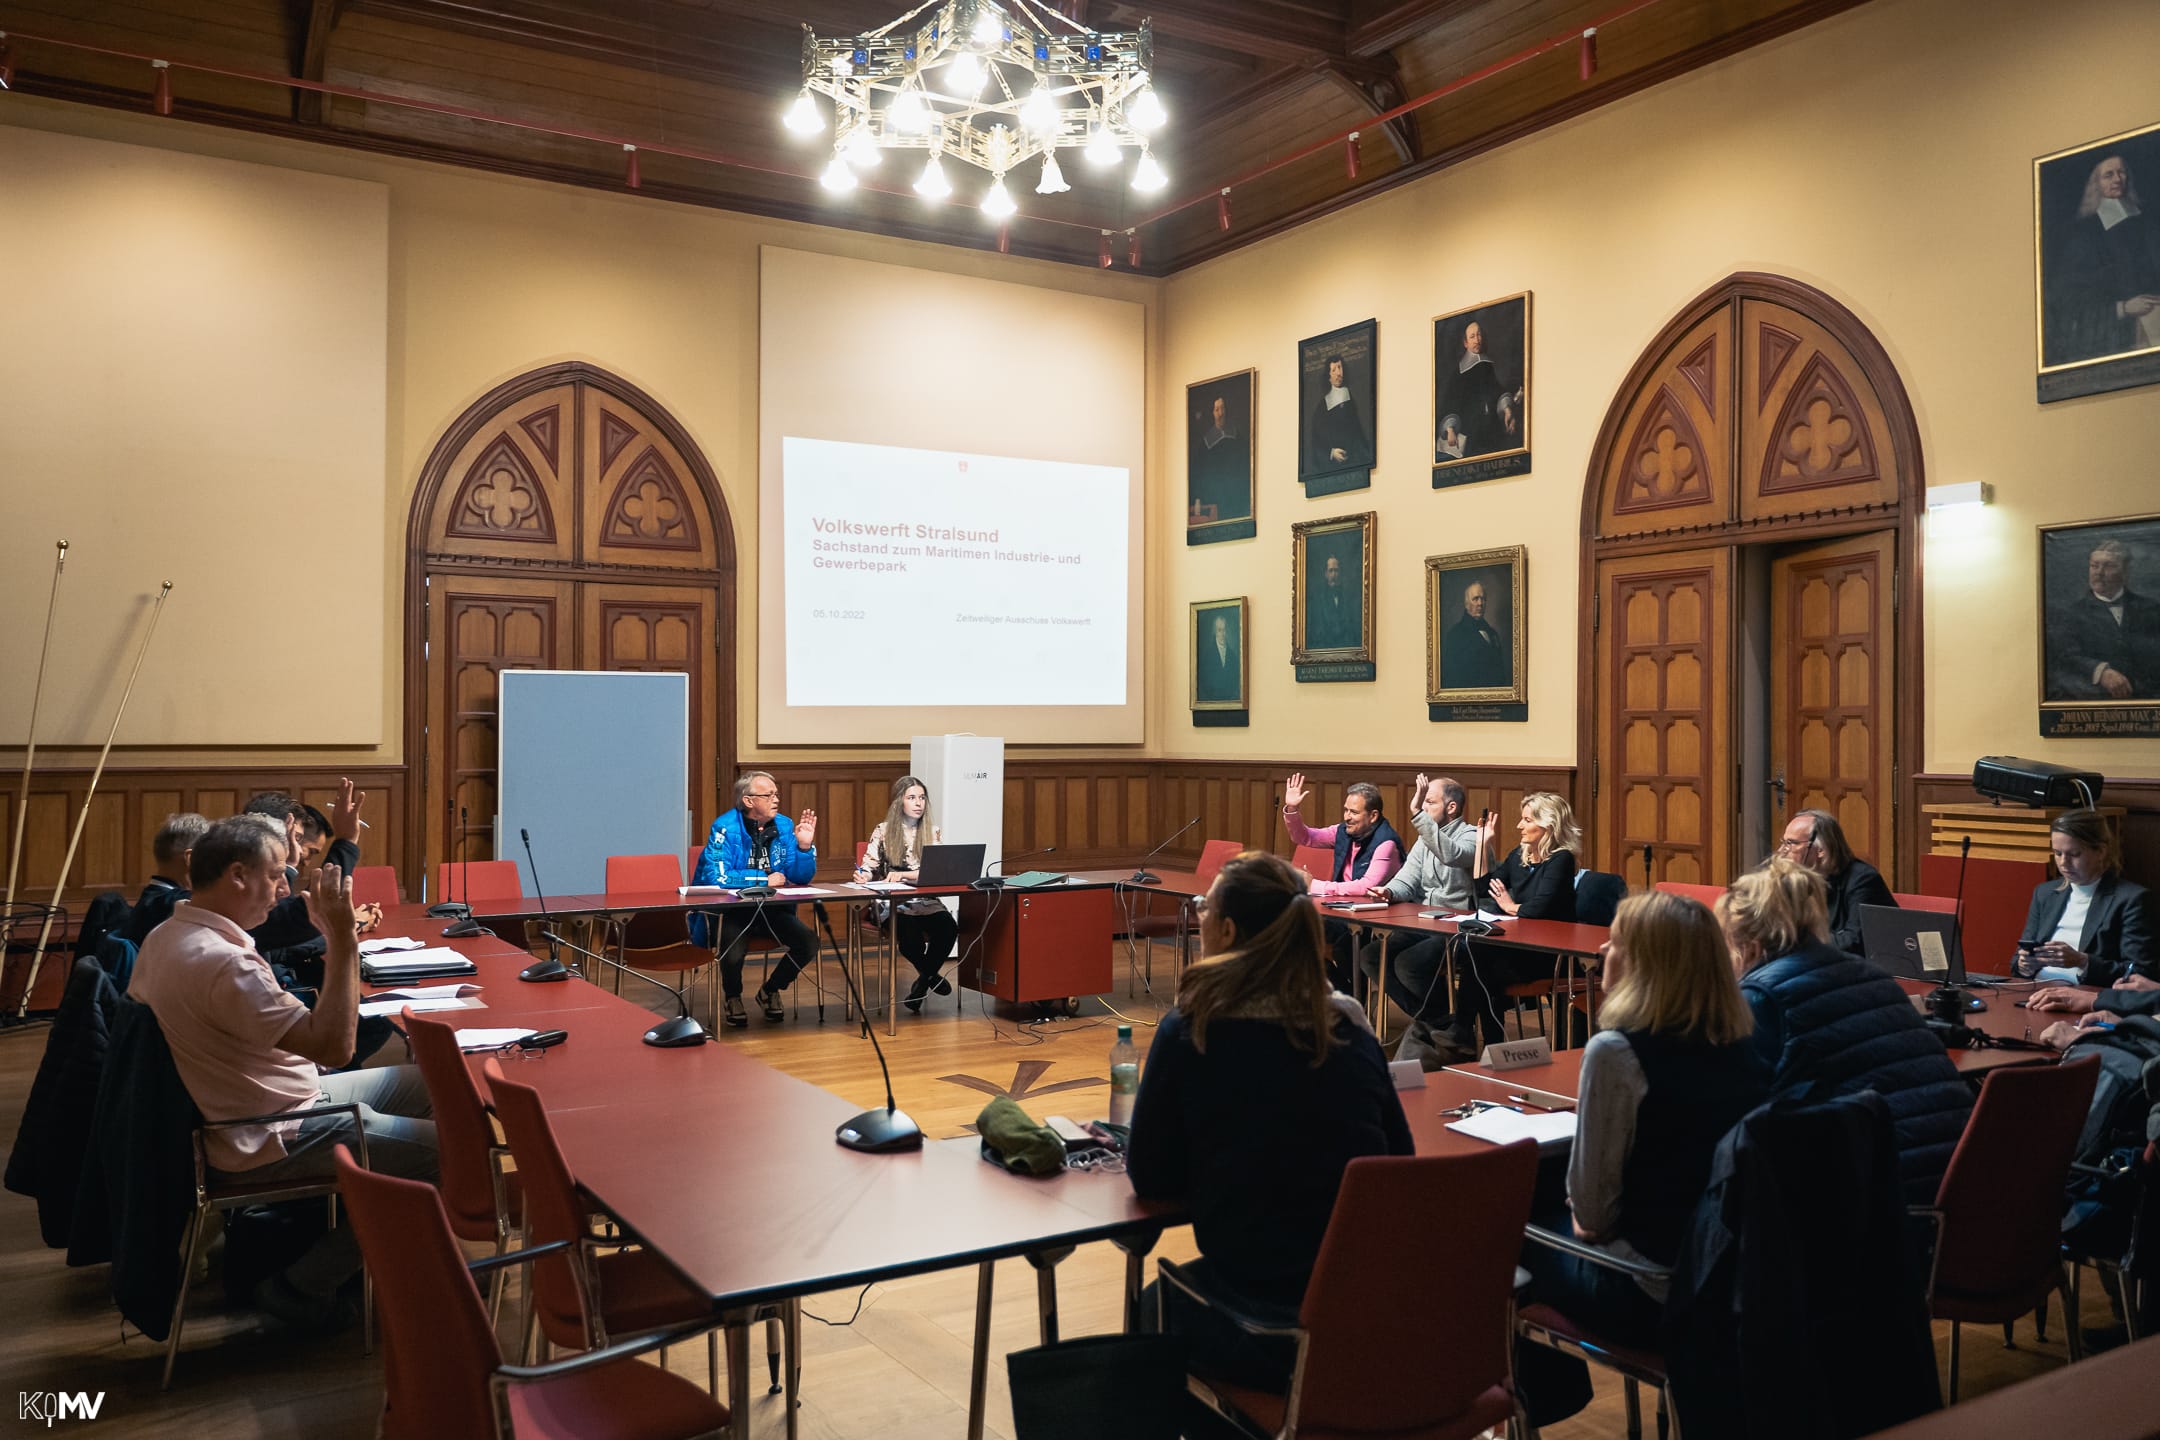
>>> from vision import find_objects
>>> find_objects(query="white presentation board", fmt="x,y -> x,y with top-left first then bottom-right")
496,670 -> 691,896
910,735 -> 1005,866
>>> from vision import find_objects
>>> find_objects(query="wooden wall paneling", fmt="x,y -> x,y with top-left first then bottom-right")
1595,305 -> 1734,540
424,382 -> 577,563
580,581 -> 718,841
1914,774 -> 2160,897
1738,300 -> 1903,523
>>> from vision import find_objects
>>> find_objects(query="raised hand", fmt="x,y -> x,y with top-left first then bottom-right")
1413,773 -> 1430,806
305,863 -> 357,939
330,776 -> 366,842
795,809 -> 818,847
1284,772 -> 1311,811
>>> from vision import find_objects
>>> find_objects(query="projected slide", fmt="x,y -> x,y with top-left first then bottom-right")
783,437 -> 1129,707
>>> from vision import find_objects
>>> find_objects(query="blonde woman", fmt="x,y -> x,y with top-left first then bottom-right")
853,776 -> 959,1013
1432,791 -> 1582,1053
1719,858 -> 1970,1203
1526,891 -> 1766,1349
1127,851 -> 1412,1388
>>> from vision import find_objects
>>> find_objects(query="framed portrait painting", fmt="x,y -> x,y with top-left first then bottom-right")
1189,597 -> 1250,726
1291,512 -> 1375,682
1186,369 -> 1256,545
1297,319 -> 1377,497
1426,545 -> 1527,721
1432,292 -> 1532,487
2035,121 -> 2160,403
2037,513 -> 2160,737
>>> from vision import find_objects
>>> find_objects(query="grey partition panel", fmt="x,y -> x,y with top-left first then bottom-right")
496,669 -> 691,895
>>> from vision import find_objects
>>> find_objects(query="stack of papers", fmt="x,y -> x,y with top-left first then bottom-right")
455,1027 -> 536,1052
1444,1107 -> 1578,1149
859,880 -> 914,892
360,947 -> 479,983
677,885 -> 733,896
358,982 -> 486,1017
358,936 -> 427,955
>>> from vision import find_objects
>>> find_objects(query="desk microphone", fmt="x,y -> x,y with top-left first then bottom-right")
442,807 -> 488,937
972,845 -> 1056,891
827,929 -> 922,1152
539,928 -> 708,1048
1929,834 -> 1978,1016
1642,843 -> 1653,891
427,801 -> 474,919
516,828 -> 569,982
1129,817 -> 1200,885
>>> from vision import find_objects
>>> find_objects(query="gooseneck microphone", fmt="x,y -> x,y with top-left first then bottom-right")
1130,817 -> 1201,885
540,928 -> 708,1048
515,828 -> 568,981
1642,842 -> 1654,890
1931,833 -> 1977,1012
828,934 -> 922,1152
972,845 -> 1057,891
426,799 -> 472,919
442,806 -> 488,937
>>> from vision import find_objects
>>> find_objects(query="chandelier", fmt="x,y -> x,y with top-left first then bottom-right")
784,0 -> 1168,217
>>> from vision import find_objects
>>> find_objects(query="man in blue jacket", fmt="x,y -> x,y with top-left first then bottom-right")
693,771 -> 820,1027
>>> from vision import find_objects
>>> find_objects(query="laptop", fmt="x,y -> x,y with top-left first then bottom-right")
1859,904 -> 1964,985
914,843 -> 987,888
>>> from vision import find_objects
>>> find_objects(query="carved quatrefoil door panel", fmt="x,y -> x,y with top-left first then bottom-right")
1740,301 -> 1903,522
408,365 -> 736,895
1595,310 -> 1732,539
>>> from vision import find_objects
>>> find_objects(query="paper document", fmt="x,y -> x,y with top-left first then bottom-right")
859,881 -> 914,892
455,1028 -> 536,1052
1917,931 -> 1949,975
366,983 -> 483,1001
358,936 -> 426,955
777,887 -> 836,897
1444,1107 -> 1579,1147
678,885 -> 733,896
360,995 -> 486,1017
361,947 -> 478,973
1325,901 -> 1389,912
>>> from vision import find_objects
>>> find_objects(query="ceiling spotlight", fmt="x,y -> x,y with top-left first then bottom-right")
982,174 -> 1018,218
914,152 -> 953,200
842,124 -> 881,167
1084,118 -> 1119,166
1132,149 -> 1167,192
1020,84 -> 1057,134
1036,150 -> 1070,195
783,89 -> 823,135
943,51 -> 986,95
820,155 -> 858,192
1129,85 -> 1167,131
888,86 -> 932,133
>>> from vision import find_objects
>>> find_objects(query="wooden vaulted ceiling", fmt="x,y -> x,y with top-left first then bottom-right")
0,0 -> 1868,271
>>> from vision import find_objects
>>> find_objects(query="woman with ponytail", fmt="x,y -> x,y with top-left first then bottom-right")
1127,850 -> 1412,1386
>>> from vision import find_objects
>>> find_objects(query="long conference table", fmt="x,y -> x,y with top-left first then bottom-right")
358,870 -> 2079,1437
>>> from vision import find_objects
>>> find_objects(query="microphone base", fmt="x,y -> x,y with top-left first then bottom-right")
519,957 -> 571,983
443,918 -> 488,938
969,877 -> 1005,891
1128,869 -> 1161,885
736,885 -> 777,899
1928,985 -> 1983,1018
836,1105 -> 923,1153
644,1013 -> 708,1048
426,902 -> 471,919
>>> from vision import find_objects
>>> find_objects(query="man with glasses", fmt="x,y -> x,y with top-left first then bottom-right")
692,771 -> 821,1026
1773,809 -> 1894,959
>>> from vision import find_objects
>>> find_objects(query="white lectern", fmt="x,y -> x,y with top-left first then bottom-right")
910,734 -> 1005,866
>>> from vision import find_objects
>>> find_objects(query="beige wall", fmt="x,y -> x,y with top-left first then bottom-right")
1155,0 -> 2160,778
0,95 -> 1159,770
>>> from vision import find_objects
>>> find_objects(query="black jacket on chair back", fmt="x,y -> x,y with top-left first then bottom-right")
1740,941 -> 1972,1204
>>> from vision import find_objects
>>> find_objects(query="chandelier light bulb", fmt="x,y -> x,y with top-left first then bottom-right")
783,89 -> 823,135
982,174 -> 1018,218
914,152 -> 953,200
1020,84 -> 1057,134
1132,149 -> 1167,192
970,8 -> 1004,48
889,86 -> 931,133
944,51 -> 986,95
1083,119 -> 1119,166
1129,85 -> 1167,131
842,124 -> 881,167
1036,149 -> 1070,195
820,154 -> 858,192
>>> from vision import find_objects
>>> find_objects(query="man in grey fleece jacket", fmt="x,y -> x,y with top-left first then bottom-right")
1360,775 -> 1483,1064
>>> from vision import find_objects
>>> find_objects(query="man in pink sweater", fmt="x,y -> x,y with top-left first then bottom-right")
1283,772 -> 1405,989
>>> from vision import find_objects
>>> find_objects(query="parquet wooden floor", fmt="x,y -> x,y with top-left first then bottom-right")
0,944 -> 2107,1436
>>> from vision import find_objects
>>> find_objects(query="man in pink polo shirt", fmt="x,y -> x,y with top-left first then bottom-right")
1283,772 -> 1406,991
131,811 -> 436,1332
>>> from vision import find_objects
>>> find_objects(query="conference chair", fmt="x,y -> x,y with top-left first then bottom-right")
1652,881 -> 1725,909
1892,891 -> 1958,914
352,866 -> 404,907
1126,838 -> 1242,997
435,859 -> 523,907
166,1101 -> 375,1388
851,840 -> 950,1015
1916,1055 -> 2101,1399
1290,844 -> 1335,885
1504,869 -> 1626,1047
482,1061 -> 796,1406
331,1147 -> 731,1440
2064,1138 -> 2159,1344
1517,1228 -> 1679,1440
1161,1144 -> 1539,1440
602,854 -> 720,1028
400,1009 -> 521,1321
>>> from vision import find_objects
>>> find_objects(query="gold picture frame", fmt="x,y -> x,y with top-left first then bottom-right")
1426,544 -> 1527,721
1431,291 -> 1532,487
1186,369 -> 1257,545
2035,511 -> 2160,737
1291,512 -> 1375,676
1189,596 -> 1250,714
2034,120 -> 2160,403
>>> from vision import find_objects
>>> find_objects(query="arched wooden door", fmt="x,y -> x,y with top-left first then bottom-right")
1580,275 -> 1924,886
402,364 -> 734,895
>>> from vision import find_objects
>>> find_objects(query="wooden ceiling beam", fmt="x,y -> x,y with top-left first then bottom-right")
1102,0 -> 1348,64
343,0 -> 803,89
294,0 -> 343,125
1346,0 -> 1481,58
1313,56 -> 1419,165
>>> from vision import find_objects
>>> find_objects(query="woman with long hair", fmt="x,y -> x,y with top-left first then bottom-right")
1426,791 -> 1582,1056
1719,858 -> 1970,1202
1527,891 -> 1766,1348
2019,808 -> 2152,988
852,776 -> 960,1013
1127,851 -> 1412,1387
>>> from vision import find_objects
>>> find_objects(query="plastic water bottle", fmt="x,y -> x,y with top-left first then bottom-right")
1108,1024 -> 1139,1127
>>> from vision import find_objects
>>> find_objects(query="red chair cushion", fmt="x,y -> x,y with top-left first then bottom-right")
507,1359 -> 730,1440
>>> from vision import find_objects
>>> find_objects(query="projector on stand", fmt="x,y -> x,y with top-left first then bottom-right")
1971,756 -> 2103,808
